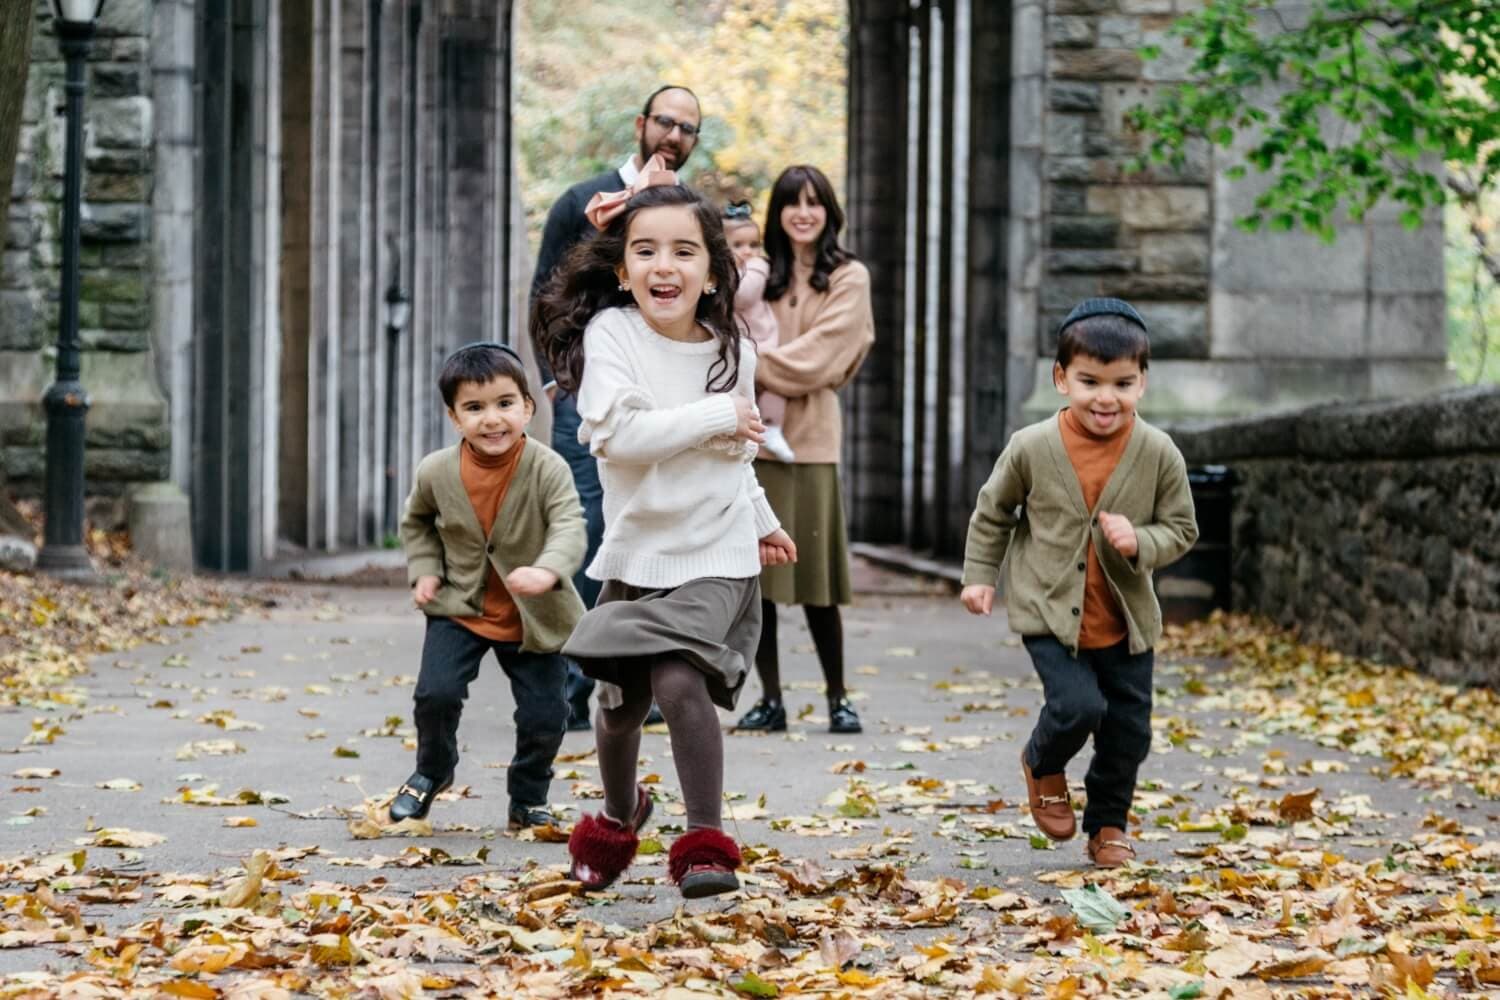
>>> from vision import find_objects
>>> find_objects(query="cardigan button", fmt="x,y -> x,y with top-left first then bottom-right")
486,544 -> 494,554
1071,607 -> 1080,616
1077,562 -> 1085,571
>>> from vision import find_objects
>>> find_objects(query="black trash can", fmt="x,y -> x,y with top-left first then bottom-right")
1155,465 -> 1233,624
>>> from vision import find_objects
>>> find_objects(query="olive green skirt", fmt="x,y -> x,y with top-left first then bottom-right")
755,460 -> 852,607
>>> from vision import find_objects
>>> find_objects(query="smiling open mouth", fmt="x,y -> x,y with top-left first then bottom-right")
650,285 -> 681,303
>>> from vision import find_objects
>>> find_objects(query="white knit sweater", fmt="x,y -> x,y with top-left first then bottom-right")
575,307 -> 781,588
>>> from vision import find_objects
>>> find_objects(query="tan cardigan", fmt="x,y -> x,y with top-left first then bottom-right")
961,414 -> 1199,655
400,438 -> 587,653
757,260 -> 876,464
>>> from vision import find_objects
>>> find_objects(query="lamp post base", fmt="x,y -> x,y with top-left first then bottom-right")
35,543 -> 99,584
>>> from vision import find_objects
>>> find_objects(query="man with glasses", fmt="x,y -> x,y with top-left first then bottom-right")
530,84 -> 702,731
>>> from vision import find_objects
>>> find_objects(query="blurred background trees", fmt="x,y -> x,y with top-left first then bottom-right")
513,0 -> 847,251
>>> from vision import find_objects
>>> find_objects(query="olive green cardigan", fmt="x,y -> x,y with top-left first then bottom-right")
961,414 -> 1199,654
400,439 -> 587,653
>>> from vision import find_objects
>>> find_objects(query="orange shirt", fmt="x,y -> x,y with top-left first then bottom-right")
1058,409 -> 1133,649
453,437 -> 526,643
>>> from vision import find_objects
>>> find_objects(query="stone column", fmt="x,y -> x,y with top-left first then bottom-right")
151,0 -> 194,491
845,0 -> 910,543
964,0 -> 1014,496
191,0 -> 278,570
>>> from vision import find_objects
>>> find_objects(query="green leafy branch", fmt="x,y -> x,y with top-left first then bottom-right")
1127,0 -> 1500,241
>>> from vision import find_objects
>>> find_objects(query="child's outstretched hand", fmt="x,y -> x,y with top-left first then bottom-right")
960,584 -> 995,616
506,566 -> 558,597
733,394 -> 766,445
412,575 -> 441,607
1098,511 -> 1138,557
759,529 -> 797,566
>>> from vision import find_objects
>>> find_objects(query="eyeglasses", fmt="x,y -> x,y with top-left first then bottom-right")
649,113 -> 699,140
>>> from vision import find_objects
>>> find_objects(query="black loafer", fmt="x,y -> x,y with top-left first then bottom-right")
679,864 -> 741,898
389,771 -> 452,822
508,803 -> 557,830
733,698 -> 787,732
828,696 -> 862,734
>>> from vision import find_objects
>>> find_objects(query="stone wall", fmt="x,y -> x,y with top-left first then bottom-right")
1170,388 -> 1500,687
1,0 -> 167,511
1020,0 -> 1451,425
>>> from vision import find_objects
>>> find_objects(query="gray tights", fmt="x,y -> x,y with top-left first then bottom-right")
594,656 -> 722,831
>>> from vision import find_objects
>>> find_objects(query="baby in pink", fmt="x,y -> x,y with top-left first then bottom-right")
724,204 -> 794,463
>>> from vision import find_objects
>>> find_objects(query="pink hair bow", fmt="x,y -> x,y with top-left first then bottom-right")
584,153 -> 679,231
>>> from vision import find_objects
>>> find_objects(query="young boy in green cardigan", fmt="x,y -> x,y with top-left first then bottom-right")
960,298 -> 1198,868
392,343 -> 587,830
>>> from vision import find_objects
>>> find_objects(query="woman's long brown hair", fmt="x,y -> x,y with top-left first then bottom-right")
763,164 -> 855,302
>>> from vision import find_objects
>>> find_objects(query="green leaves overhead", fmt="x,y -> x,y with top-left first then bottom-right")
1129,0 -> 1499,239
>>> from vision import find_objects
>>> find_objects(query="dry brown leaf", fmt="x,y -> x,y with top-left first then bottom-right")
819,928 -> 861,968
89,827 -> 165,848
1256,951 -> 1329,980
219,850 -> 270,909
170,942 -> 250,974
1376,951 -> 1436,991
1276,788 -> 1319,822
158,982 -> 223,999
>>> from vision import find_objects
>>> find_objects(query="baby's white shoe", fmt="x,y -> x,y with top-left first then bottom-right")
760,425 -> 796,463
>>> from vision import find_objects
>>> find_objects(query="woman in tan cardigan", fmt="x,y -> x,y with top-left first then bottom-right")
733,166 -> 875,735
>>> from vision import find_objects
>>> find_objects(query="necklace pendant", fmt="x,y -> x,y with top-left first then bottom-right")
789,294 -> 798,307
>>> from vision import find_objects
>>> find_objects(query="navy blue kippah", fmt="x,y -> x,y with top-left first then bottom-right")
444,340 -> 524,366
1058,297 -> 1148,335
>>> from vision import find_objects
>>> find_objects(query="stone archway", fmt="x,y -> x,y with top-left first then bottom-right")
843,0 -> 1033,557
185,0 -> 517,571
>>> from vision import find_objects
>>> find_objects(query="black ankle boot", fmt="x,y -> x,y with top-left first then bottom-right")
828,695 -> 862,734
733,697 -> 787,732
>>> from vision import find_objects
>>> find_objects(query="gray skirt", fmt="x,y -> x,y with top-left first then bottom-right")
561,576 -> 763,712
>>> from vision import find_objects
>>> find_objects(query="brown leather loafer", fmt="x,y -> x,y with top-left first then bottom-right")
1087,826 -> 1136,868
1020,748 -> 1076,841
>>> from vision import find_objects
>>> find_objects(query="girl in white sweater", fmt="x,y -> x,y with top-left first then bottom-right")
534,183 -> 796,898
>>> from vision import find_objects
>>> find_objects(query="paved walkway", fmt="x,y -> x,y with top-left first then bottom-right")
0,567 -> 1493,993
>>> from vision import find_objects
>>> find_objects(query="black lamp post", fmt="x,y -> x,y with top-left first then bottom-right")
36,0 -> 107,582
383,284 -> 411,538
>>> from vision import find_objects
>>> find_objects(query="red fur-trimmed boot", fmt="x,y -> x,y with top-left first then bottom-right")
668,827 -> 743,899
567,784 -> 653,891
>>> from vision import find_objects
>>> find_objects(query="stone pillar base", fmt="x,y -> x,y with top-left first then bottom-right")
128,482 -> 193,573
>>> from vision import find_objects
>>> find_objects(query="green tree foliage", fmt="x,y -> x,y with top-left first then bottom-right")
665,0 -> 848,209
514,0 -> 847,251
1129,0 -> 1500,382
1447,199 -> 1500,383
1129,0 -> 1497,237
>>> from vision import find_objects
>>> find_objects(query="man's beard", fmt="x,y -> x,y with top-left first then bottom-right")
641,134 -> 690,171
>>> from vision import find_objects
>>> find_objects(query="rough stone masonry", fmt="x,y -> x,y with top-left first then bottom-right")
1,0 -> 167,522
1172,388 -> 1500,688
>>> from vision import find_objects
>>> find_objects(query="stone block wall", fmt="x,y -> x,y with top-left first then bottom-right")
1021,0 -> 1451,426
1,0 -> 168,508
1171,388 -> 1500,687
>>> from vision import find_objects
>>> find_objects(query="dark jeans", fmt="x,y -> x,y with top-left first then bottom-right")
1022,635 -> 1154,835
413,617 -> 568,807
552,391 -> 604,713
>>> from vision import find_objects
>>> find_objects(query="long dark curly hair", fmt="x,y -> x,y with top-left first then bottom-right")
763,165 -> 855,303
533,184 -> 742,396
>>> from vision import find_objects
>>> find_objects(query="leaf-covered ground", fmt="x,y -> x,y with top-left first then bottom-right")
0,578 -> 1495,998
